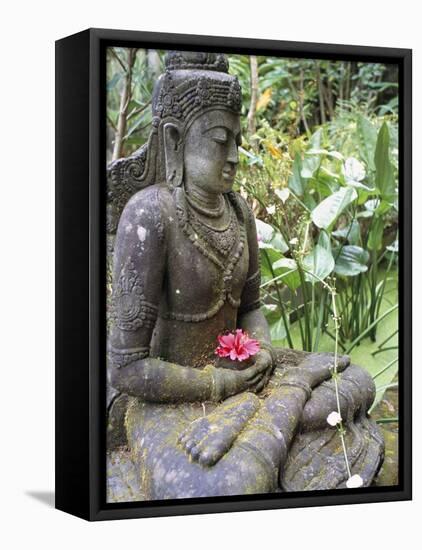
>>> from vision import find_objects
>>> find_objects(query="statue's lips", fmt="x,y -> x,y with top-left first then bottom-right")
222,171 -> 236,182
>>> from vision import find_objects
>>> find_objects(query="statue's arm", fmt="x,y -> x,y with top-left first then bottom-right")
108,187 -> 221,403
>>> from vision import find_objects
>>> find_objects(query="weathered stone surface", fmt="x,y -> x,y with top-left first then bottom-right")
107,393 -> 129,450
106,51 -> 384,501
107,449 -> 144,503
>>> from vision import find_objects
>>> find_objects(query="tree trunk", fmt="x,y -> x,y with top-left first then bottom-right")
315,61 -> 326,124
112,48 -> 137,161
247,55 -> 259,149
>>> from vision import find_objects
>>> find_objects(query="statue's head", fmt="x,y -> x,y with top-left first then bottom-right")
151,51 -> 242,192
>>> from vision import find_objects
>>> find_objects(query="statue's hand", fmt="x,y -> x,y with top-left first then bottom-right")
249,349 -> 274,394
218,357 -> 272,399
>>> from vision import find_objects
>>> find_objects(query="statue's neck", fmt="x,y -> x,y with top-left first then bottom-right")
184,182 -> 223,214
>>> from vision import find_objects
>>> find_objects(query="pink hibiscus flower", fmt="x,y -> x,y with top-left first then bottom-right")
215,329 -> 260,362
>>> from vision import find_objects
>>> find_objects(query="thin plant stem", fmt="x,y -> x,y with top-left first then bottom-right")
372,357 -> 398,380
345,304 -> 398,354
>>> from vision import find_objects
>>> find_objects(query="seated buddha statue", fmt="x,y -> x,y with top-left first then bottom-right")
107,51 -> 384,499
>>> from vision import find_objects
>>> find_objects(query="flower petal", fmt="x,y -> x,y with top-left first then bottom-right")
218,333 -> 235,348
229,348 -> 239,361
243,339 -> 260,356
326,411 -> 342,426
346,474 -> 363,488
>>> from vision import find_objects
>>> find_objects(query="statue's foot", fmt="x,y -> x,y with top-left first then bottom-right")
178,392 -> 260,467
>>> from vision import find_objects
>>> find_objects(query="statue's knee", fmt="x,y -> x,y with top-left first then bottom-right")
301,364 -> 375,431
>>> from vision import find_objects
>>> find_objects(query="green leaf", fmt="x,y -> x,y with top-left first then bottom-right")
308,149 -> 344,161
374,122 -> 396,202
357,115 -> 377,171
318,230 -> 332,254
260,248 -> 283,281
309,128 -> 323,150
256,219 -> 289,253
288,154 -> 304,196
256,218 -> 274,242
311,187 -> 357,229
107,73 -> 122,91
272,257 -> 301,291
269,317 -> 287,345
332,220 -> 361,245
334,245 -> 369,276
367,216 -> 384,251
301,154 -> 320,179
302,245 -> 335,284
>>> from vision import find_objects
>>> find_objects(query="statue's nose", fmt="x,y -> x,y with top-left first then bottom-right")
227,138 -> 239,166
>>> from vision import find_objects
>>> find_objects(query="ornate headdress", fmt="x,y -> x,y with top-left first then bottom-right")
107,51 -> 242,233
152,52 -> 241,127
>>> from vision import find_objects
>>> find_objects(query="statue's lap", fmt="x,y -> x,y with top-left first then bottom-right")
124,351 -> 384,499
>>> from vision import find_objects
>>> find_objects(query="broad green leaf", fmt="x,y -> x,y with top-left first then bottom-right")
334,245 -> 369,276
375,200 -> 393,216
255,219 -> 289,253
318,230 -> 332,254
301,154 -> 320,179
256,218 -> 274,242
302,245 -> 335,284
311,187 -> 357,229
309,128 -> 323,150
260,248 -> 283,281
356,210 -> 373,219
357,115 -> 377,171
288,154 -> 304,196
332,220 -> 361,245
374,122 -> 396,202
308,149 -> 344,161
269,317 -> 287,345
364,199 -> 380,213
367,216 -> 384,251
272,257 -> 301,291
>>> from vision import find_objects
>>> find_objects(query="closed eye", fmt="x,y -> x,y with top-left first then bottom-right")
204,127 -> 228,144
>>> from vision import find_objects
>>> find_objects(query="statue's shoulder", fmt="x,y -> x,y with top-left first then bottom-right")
229,191 -> 254,224
122,183 -> 172,220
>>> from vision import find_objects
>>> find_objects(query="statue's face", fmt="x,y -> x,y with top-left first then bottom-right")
183,110 -> 241,194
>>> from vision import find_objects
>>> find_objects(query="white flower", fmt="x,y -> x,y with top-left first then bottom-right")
275,188 -> 290,203
267,204 -> 276,215
346,474 -> 363,488
326,411 -> 342,426
289,237 -> 299,245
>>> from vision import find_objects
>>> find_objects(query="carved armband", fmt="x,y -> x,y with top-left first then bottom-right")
112,257 -> 159,332
108,344 -> 150,369
239,270 -> 262,314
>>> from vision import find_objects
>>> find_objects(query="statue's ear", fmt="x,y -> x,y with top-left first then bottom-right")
163,122 -> 183,187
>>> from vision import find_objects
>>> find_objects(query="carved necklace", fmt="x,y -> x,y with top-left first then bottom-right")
188,199 -> 238,258
166,188 -> 247,323
185,190 -> 225,218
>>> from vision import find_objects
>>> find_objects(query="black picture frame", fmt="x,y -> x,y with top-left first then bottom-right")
55,27 -> 412,521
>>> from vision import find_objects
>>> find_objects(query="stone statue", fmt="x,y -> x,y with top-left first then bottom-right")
107,51 -> 384,499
